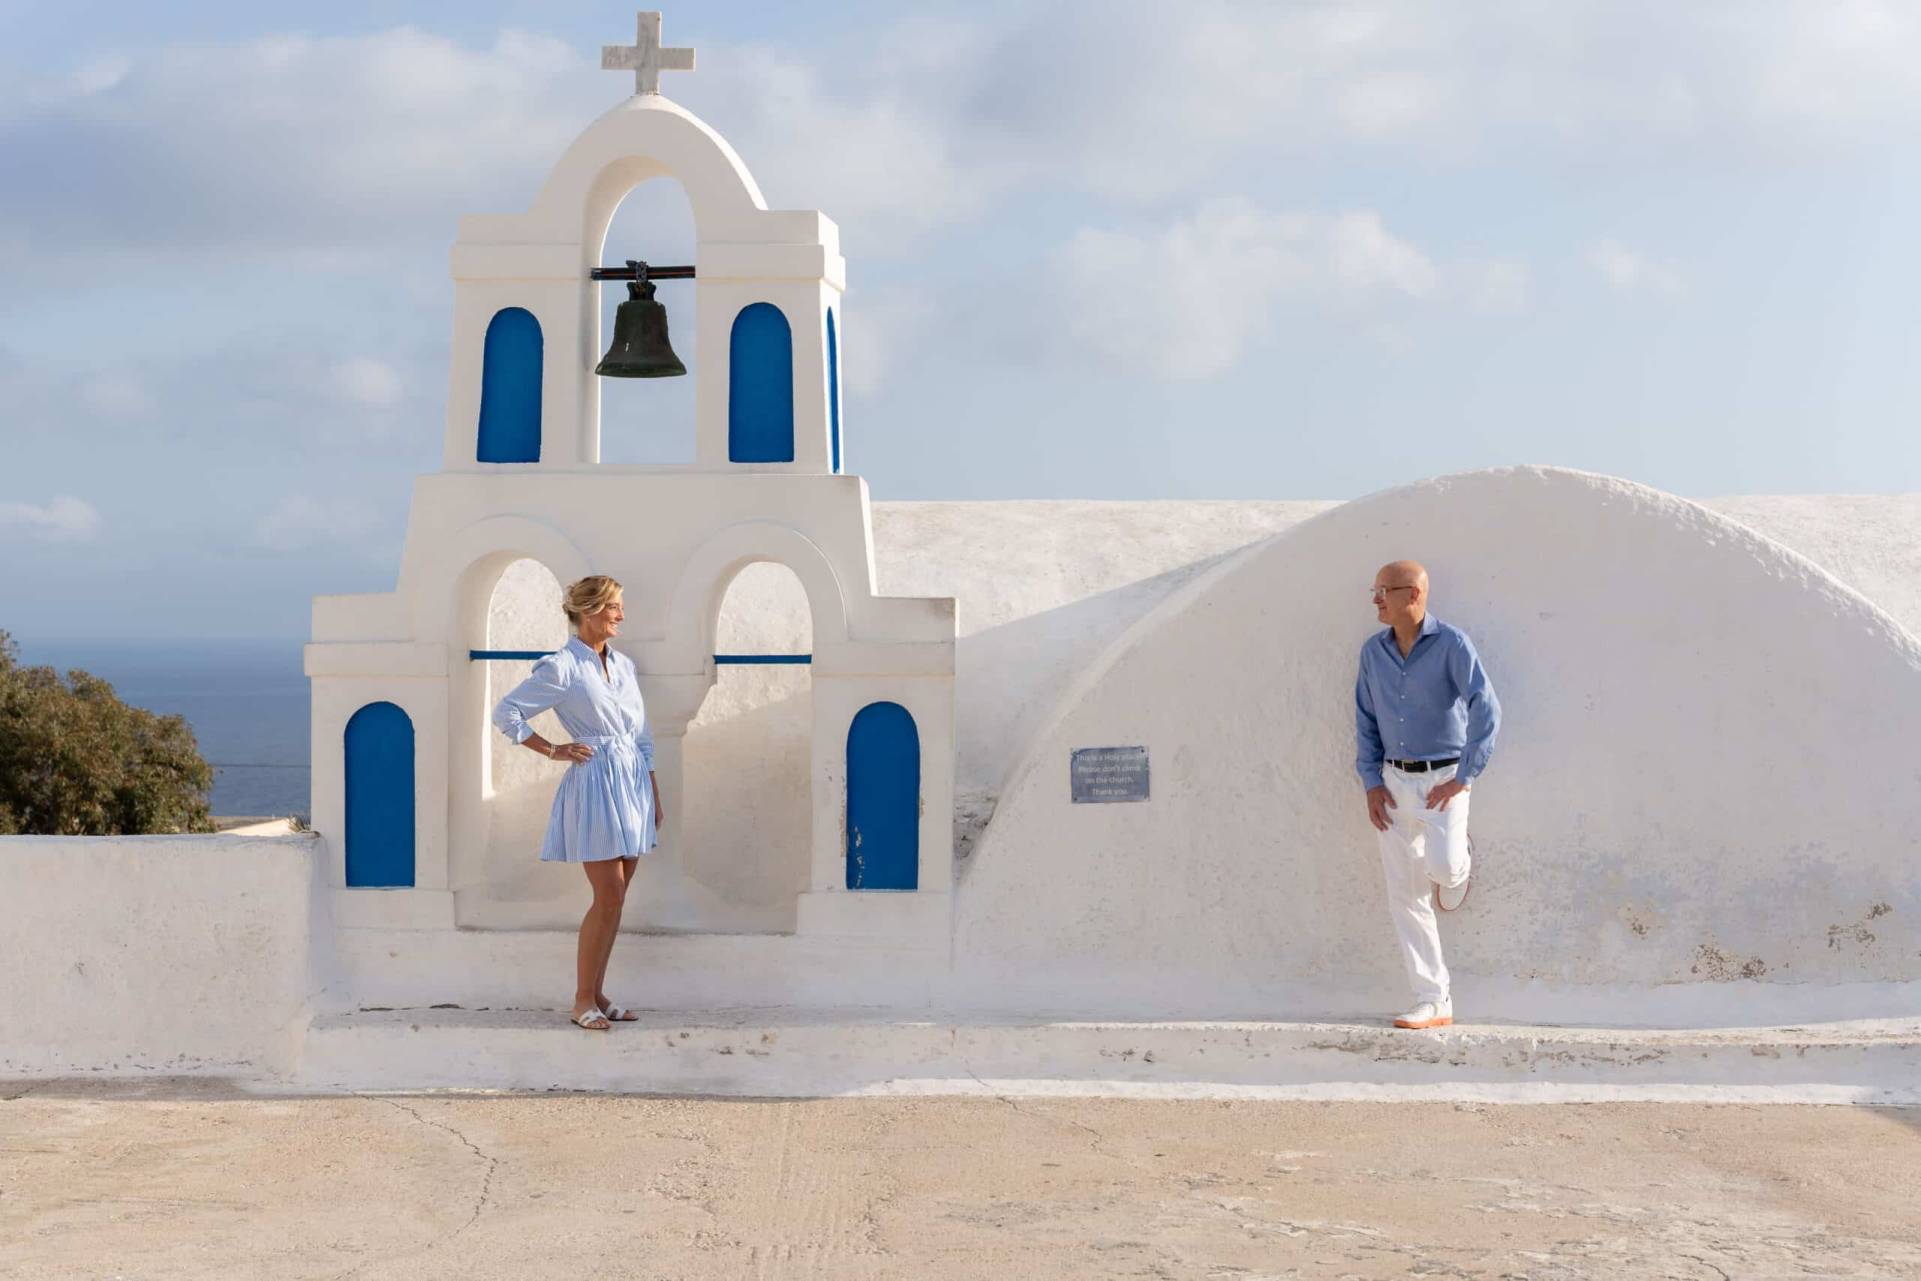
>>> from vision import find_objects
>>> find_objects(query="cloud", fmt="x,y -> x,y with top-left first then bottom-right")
78,375 -> 151,418
838,288 -> 936,398
253,494 -> 385,555
1457,259 -> 1533,317
9,3 -> 1917,275
693,42 -> 1002,251
0,28 -> 600,258
1585,239 -> 1684,295
961,0 -> 1921,184
0,338 -> 438,453
1049,200 -> 1464,379
0,495 -> 102,542
331,357 -> 405,409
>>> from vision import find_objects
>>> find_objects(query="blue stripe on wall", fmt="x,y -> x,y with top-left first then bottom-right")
728,302 -> 794,463
845,701 -> 919,891
476,307 -> 542,463
344,701 -> 415,888
468,651 -> 810,665
827,307 -> 842,474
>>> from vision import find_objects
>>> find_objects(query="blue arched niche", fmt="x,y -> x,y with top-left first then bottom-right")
476,307 -> 542,463
845,701 -> 919,891
826,307 -> 843,474
344,701 -> 415,888
728,302 -> 794,463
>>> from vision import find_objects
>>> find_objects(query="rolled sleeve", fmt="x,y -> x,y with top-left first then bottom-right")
1448,634 -> 1501,784
492,655 -> 569,744
633,711 -> 655,772
1355,658 -> 1386,790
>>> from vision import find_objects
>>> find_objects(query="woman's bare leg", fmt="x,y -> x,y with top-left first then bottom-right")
594,857 -> 638,1013
575,860 -> 626,1022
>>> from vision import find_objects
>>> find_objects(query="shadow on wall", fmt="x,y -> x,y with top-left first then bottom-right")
468,683 -> 811,935
954,467 -> 1921,1009
680,674 -> 810,931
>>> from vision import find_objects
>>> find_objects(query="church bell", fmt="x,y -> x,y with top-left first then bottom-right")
595,277 -> 687,378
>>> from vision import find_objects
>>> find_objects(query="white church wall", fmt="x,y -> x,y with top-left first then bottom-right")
478,500 -> 1331,866
0,835 -> 322,1075
479,494 -> 1912,850
946,468 -> 1921,1017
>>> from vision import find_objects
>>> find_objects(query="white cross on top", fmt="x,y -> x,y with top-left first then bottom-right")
603,11 -> 695,96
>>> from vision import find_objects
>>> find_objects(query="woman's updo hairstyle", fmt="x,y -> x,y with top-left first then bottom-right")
562,575 -> 623,630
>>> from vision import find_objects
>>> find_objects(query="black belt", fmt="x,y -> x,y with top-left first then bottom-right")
1387,757 -> 1458,774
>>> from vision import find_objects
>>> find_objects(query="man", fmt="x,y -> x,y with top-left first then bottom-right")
1355,560 -> 1501,1030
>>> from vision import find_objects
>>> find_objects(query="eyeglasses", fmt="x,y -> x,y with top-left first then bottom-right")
1369,586 -> 1417,601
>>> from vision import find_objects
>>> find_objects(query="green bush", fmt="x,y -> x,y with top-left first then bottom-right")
0,630 -> 215,835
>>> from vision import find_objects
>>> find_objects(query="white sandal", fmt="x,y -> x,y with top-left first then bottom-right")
600,1003 -> 638,1022
572,1007 -> 611,1031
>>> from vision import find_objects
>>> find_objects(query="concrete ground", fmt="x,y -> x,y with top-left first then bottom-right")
4,1082 -> 1920,1279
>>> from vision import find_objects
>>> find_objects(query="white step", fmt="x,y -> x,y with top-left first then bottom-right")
297,1007 -> 1921,1104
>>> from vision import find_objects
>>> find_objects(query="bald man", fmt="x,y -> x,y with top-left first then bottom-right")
1355,560 -> 1501,1029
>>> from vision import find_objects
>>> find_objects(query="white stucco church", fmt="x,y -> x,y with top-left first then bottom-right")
306,12 -> 957,953
5,11 -> 1919,1099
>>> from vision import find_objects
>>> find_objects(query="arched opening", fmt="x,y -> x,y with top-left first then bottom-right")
729,303 -> 794,463
344,701 -> 415,887
596,177 -> 697,465
846,702 -> 920,891
467,557 -> 572,927
681,561 -> 813,931
476,308 -> 542,463
826,307 -> 843,474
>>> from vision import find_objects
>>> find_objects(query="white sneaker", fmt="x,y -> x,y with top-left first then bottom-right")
1392,999 -> 1453,1029
1434,877 -> 1470,912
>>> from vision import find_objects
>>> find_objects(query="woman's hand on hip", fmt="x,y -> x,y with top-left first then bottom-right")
551,742 -> 595,765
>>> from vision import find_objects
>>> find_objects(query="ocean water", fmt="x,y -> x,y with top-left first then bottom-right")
13,637 -> 311,821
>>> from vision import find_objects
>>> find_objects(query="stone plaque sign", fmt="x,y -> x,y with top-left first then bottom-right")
1071,746 -> 1150,803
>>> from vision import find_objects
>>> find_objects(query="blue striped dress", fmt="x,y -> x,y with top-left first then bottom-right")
491,636 -> 658,862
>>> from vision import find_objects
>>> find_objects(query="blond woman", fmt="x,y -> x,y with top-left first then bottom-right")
492,576 -> 662,1030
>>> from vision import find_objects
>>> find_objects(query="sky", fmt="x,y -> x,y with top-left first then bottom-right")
3,0 -> 1919,640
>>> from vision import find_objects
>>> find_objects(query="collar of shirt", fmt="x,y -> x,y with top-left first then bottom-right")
1378,612 -> 1442,661
566,635 -> 619,673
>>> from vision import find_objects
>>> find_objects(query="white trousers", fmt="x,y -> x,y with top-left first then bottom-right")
1376,763 -> 1472,1004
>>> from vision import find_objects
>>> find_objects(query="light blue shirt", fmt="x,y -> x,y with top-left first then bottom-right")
491,636 -> 655,770
1355,613 -> 1501,790
492,637 -> 658,861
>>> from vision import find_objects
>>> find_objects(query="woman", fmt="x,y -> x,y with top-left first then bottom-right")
491,575 -> 663,1031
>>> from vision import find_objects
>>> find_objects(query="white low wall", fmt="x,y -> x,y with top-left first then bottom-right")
0,834 -> 323,1076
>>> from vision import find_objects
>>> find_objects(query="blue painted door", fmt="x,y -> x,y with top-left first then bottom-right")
826,307 -> 842,474
845,701 -> 919,890
344,701 -> 415,888
476,307 -> 542,463
728,302 -> 794,462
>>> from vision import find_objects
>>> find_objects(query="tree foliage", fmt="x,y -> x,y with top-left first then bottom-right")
0,630 -> 215,835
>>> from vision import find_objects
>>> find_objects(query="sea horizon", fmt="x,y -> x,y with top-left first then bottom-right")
10,633 -> 312,822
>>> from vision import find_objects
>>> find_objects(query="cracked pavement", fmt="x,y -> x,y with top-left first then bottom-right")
2,1080 -> 1919,1279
